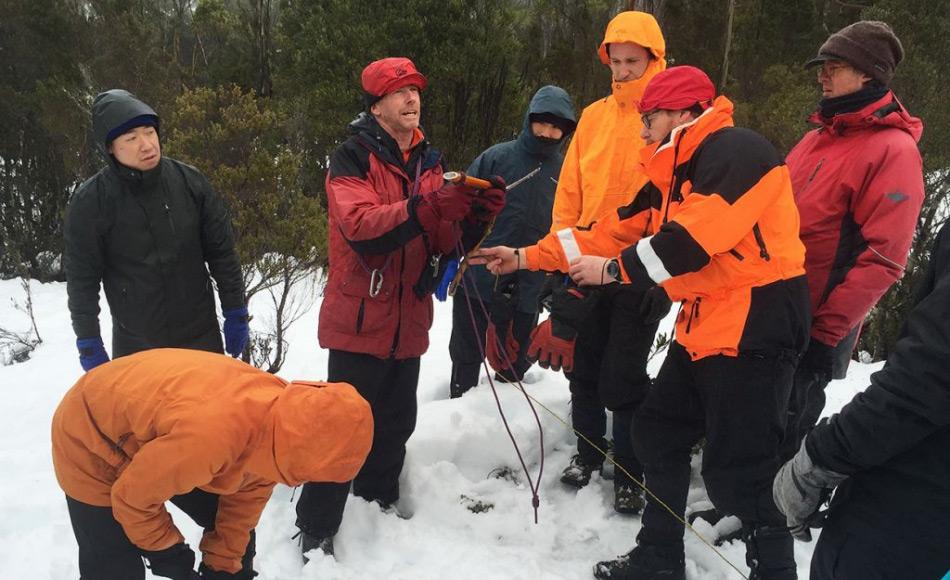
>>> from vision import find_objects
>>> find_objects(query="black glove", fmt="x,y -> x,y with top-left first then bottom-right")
536,273 -> 562,312
143,543 -> 199,579
549,284 -> 601,336
772,439 -> 848,541
639,286 -> 672,325
799,338 -> 836,380
488,275 -> 518,329
199,562 -> 258,579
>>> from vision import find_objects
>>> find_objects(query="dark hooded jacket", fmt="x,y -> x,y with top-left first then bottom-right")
807,222 -> 950,578
461,85 -> 577,312
65,90 -> 244,357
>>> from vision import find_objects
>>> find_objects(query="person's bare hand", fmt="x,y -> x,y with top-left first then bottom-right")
468,246 -> 520,275
568,255 -> 611,286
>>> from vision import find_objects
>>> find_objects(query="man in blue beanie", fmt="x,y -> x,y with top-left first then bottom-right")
64,89 -> 248,370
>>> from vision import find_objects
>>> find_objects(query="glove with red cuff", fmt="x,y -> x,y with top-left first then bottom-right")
469,175 -> 506,222
412,181 -> 479,232
485,275 -> 520,375
527,285 -> 600,373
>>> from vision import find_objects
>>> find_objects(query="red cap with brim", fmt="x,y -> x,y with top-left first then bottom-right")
361,57 -> 428,99
638,65 -> 716,113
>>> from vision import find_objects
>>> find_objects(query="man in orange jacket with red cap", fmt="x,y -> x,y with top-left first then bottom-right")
478,66 -> 808,580
51,349 -> 373,580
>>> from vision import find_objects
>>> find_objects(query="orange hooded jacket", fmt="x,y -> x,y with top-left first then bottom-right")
551,11 -> 666,231
525,97 -> 810,360
51,348 -> 373,573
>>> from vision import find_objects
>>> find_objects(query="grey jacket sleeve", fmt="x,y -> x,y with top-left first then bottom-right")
807,225 -> 950,474
64,182 -> 106,339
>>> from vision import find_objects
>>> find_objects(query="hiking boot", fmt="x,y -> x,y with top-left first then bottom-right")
299,532 -> 334,564
593,545 -> 686,580
376,499 -> 413,520
614,484 -> 645,515
560,454 -> 602,488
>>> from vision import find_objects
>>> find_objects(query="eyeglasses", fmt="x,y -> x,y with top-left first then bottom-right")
641,110 -> 662,129
817,62 -> 852,79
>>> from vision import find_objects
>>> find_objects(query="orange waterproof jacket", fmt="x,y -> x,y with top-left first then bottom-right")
551,11 -> 666,231
51,349 -> 373,573
526,97 -> 810,360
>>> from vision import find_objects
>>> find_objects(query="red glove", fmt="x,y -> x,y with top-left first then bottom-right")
469,175 -> 506,221
486,321 -> 520,375
413,183 -> 478,231
526,319 -> 576,373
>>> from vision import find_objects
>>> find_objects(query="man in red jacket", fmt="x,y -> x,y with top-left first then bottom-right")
295,57 -> 505,559
781,21 -> 924,459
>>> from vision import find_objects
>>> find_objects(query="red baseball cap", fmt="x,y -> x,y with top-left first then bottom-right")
638,66 -> 715,113
361,57 -> 428,100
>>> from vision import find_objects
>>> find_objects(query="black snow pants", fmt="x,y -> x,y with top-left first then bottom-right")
66,488 -> 255,579
633,342 -> 797,578
295,350 -> 419,538
448,289 -> 538,397
566,284 -> 658,488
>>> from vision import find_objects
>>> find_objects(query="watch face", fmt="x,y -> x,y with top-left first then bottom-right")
607,260 -> 620,279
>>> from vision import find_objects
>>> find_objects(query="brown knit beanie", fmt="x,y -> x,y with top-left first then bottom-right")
805,21 -> 904,85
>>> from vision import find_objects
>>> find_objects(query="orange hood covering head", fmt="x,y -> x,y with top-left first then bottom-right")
246,381 -> 373,486
598,11 -> 666,65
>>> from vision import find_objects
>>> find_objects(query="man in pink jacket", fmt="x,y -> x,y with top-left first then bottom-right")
782,21 -> 924,458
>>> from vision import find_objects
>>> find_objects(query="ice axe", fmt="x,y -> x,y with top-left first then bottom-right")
446,165 -> 542,297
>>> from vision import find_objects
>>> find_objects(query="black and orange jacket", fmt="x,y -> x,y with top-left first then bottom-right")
525,96 -> 810,360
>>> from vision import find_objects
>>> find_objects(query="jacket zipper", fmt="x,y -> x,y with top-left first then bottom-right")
804,158 -> 824,191
163,201 -> 177,236
355,299 -> 365,334
752,224 -> 771,261
390,246 -> 406,357
685,297 -> 701,333
729,248 -> 744,261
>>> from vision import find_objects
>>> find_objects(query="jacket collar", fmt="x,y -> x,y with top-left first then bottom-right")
640,95 -> 735,190
610,58 -> 666,112
808,91 -> 923,142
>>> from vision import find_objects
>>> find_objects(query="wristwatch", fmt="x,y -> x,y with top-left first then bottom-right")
605,258 -> 621,282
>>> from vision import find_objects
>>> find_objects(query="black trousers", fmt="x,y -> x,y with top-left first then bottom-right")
295,350 -> 419,538
633,342 -> 795,552
567,285 -> 658,487
66,488 -> 255,580
780,365 -> 832,460
449,291 -> 538,397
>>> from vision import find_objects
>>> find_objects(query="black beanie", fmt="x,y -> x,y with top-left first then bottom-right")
529,112 -> 576,136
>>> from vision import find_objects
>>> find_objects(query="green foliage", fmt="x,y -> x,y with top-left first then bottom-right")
163,85 -> 326,296
2,0 -> 949,360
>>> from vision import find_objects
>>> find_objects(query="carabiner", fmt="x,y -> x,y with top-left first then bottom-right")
369,269 -> 384,298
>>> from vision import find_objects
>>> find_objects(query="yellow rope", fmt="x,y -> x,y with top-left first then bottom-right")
492,372 -> 750,580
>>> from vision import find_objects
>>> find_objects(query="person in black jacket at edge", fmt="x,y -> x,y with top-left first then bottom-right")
773,221 -> 950,580
446,85 -> 577,398
65,89 -> 248,371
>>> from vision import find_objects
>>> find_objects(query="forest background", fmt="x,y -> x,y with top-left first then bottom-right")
2,0 -> 948,363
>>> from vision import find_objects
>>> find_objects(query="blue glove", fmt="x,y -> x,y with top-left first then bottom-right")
435,258 -> 460,302
223,307 -> 250,357
76,337 -> 110,372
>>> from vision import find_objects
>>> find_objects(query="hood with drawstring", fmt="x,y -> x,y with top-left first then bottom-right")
551,10 -> 667,231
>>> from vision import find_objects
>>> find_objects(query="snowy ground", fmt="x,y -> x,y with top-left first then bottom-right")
0,277 -> 881,579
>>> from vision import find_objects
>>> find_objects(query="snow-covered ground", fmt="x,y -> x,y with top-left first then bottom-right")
0,277 -> 881,579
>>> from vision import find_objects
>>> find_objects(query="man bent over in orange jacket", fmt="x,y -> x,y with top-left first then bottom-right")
51,348 -> 373,579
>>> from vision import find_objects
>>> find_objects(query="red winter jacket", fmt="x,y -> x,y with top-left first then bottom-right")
319,114 -> 466,359
787,92 -> 924,354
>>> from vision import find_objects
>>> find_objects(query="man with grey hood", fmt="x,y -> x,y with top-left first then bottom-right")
65,89 -> 247,371
444,85 -> 577,398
